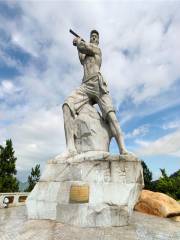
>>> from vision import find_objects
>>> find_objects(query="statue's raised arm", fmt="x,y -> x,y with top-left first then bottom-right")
74,38 -> 101,56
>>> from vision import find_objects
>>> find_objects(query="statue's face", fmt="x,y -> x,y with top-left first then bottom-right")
90,33 -> 99,45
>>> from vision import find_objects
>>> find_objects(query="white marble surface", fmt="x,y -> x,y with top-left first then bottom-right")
74,105 -> 112,153
26,152 -> 143,227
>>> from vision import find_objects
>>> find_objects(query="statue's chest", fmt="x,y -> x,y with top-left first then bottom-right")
85,55 -> 101,66
85,56 -> 95,64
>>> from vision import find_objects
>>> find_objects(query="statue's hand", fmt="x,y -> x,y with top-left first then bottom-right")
73,37 -> 78,46
73,37 -> 82,46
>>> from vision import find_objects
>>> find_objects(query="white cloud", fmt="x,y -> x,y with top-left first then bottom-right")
0,1 -> 180,180
0,48 -> 22,70
136,130 -> 180,157
162,120 -> 180,130
1,106 -> 65,174
1,80 -> 14,93
126,125 -> 149,139
1,1 -> 179,109
0,80 -> 20,98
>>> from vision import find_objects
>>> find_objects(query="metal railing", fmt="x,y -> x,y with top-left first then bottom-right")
0,192 -> 29,208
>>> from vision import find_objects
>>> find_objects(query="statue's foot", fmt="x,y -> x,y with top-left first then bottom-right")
48,150 -> 77,163
120,148 -> 129,155
55,149 -> 77,160
120,149 -> 137,158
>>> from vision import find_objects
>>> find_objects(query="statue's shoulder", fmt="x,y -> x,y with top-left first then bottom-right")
89,43 -> 101,55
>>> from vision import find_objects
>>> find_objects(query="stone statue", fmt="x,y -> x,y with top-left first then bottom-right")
62,30 -> 128,156
26,30 -> 143,228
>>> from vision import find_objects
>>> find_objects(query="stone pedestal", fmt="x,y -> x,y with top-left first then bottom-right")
26,151 -> 144,227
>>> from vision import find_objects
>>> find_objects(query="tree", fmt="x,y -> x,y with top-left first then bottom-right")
170,170 -> 180,200
141,160 -> 180,200
141,160 -> 153,190
26,164 -> 41,192
0,139 -> 19,192
155,168 -> 180,200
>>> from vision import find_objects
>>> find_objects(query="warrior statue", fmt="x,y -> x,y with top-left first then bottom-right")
62,30 -> 128,157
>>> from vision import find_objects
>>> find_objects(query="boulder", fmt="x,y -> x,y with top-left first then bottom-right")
74,103 -> 112,153
134,190 -> 180,221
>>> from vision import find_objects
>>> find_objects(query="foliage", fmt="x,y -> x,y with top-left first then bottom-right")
141,160 -> 153,190
172,172 -> 180,200
141,161 -> 180,200
155,169 -> 180,200
26,164 -> 41,192
0,139 -> 19,192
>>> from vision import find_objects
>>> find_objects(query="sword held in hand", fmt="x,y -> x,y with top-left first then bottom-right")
69,29 -> 85,45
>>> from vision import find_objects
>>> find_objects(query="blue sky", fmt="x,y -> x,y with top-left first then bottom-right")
0,1 -> 180,181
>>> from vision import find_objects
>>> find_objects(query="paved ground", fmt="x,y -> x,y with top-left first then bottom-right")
0,206 -> 179,240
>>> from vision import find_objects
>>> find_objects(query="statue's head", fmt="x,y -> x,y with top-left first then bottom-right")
90,30 -> 99,45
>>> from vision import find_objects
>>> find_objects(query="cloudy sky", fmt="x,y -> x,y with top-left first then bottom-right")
0,0 -> 180,182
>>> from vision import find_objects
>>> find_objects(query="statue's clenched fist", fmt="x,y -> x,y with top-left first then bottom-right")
73,37 -> 78,46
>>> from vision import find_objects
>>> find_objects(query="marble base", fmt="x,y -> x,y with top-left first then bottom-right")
26,151 -> 144,227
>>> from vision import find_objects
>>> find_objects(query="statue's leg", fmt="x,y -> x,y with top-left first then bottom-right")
97,93 -> 128,155
62,104 -> 77,154
107,111 -> 128,155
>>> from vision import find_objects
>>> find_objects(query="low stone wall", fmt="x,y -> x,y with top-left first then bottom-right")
0,192 -> 29,208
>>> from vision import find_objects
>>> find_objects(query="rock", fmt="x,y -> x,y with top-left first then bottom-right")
134,190 -> 180,221
26,152 -> 143,227
74,103 -> 112,153
171,216 -> 180,222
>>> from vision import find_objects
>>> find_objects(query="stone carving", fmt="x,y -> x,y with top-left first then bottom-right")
74,103 -> 112,153
62,29 -> 128,157
26,30 -> 144,227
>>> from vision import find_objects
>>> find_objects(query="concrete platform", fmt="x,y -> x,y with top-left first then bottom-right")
0,206 -> 180,240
